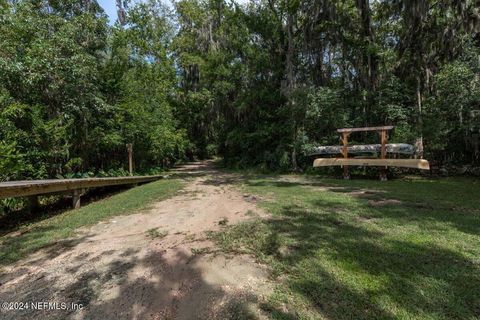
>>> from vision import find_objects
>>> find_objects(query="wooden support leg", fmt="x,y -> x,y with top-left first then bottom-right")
126,143 -> 134,176
342,132 -> 351,180
379,169 -> 388,181
343,166 -> 351,180
72,189 -> 81,209
27,196 -> 40,213
378,129 -> 388,181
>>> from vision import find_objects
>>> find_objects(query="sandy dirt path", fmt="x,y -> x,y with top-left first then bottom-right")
0,162 -> 271,320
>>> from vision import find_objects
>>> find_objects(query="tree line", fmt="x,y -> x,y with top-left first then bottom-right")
1,0 -> 479,181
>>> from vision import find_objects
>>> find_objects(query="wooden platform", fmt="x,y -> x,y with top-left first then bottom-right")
313,158 -> 430,170
0,175 -> 163,208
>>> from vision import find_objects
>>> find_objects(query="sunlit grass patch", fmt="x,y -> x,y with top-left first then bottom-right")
212,175 -> 480,319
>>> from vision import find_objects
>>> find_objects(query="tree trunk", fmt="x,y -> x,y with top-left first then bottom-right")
415,75 -> 424,159
356,0 -> 378,127
286,12 -> 298,171
116,0 -> 126,25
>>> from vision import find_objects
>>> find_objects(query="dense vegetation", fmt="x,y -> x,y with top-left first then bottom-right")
1,0 -> 479,180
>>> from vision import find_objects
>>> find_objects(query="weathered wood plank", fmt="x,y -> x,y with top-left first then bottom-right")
0,175 -> 163,200
342,132 -> 350,179
313,158 -> 430,170
72,189 -> 82,209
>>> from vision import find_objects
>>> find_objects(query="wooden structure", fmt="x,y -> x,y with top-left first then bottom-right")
0,175 -> 162,209
313,126 -> 430,180
313,158 -> 430,170
126,143 -> 134,176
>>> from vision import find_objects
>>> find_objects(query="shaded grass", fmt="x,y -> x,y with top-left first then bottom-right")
0,185 -> 143,234
146,227 -> 168,239
211,175 -> 480,319
0,178 -> 183,267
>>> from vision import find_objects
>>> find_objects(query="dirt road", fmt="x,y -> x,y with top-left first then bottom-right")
0,162 -> 271,320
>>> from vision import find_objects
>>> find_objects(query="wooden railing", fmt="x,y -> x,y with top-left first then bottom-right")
0,175 -> 163,209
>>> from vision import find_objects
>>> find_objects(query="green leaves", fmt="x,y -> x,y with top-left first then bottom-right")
423,54 -> 480,159
0,0 -> 478,185
0,140 -> 24,181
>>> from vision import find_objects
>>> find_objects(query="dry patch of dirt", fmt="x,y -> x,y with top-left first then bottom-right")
356,215 -> 377,223
367,199 -> 403,207
0,162 -> 272,320
347,189 -> 385,197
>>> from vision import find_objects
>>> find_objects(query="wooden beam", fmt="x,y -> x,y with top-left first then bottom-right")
313,158 -> 430,170
337,126 -> 394,133
126,143 -> 133,176
342,132 -> 350,179
379,130 -> 387,159
27,196 -> 40,212
72,189 -> 82,209
0,175 -> 163,200
379,130 -> 388,181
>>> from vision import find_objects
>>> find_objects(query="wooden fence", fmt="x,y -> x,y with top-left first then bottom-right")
0,175 -> 163,209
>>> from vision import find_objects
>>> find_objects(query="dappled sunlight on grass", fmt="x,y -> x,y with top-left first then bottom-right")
213,175 -> 480,319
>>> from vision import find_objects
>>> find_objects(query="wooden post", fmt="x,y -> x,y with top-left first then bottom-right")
379,130 -> 388,181
342,132 -> 350,179
72,189 -> 82,209
27,196 -> 40,213
126,143 -> 133,176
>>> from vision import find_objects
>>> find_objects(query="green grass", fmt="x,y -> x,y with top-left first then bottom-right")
0,178 -> 183,267
210,175 -> 480,319
146,227 -> 168,239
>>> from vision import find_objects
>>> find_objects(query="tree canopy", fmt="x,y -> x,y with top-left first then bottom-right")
0,0 -> 479,181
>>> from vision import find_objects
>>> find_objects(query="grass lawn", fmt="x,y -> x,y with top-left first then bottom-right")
0,178 -> 184,267
212,175 -> 480,319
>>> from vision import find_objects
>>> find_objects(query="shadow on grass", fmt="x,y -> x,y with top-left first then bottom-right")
0,185 -> 134,237
280,208 -> 477,318
247,177 -> 480,236
240,177 -> 480,319
0,225 -> 93,269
